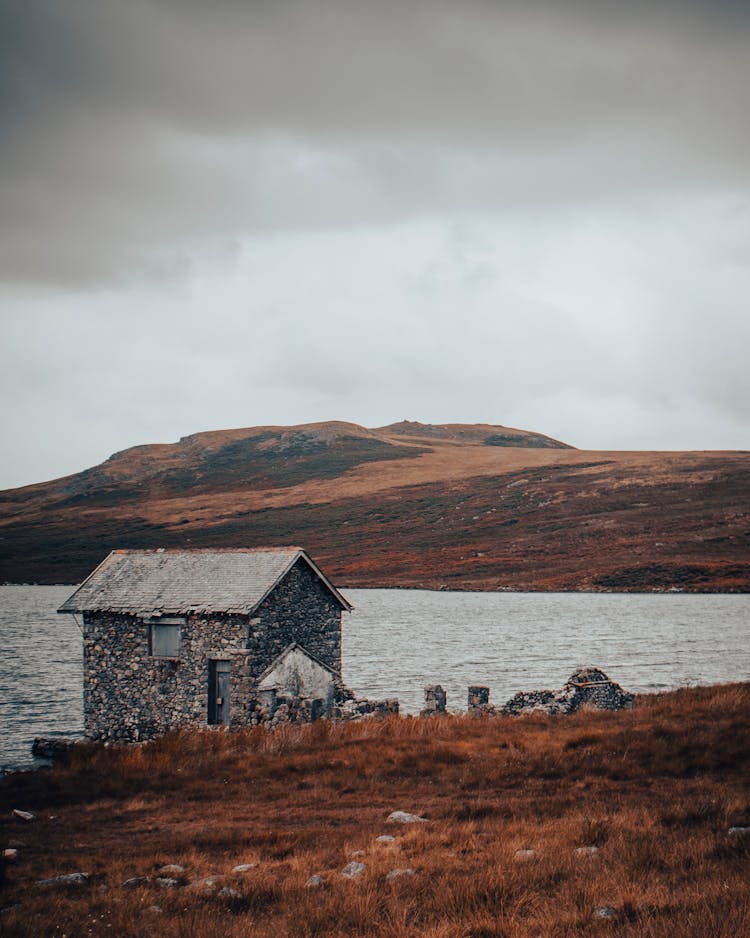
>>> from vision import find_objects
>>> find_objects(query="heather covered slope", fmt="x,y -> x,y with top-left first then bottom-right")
0,421 -> 747,590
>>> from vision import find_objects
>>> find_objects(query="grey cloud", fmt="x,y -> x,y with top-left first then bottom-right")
2,0 -> 750,284
5,0 -> 748,137
1,0 -> 748,488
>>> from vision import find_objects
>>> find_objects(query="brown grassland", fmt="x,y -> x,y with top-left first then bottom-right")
1,683 -> 749,937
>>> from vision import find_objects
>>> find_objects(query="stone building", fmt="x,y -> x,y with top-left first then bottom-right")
58,547 -> 352,741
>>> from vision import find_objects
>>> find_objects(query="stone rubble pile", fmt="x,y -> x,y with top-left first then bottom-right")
501,667 -> 635,716
333,697 -> 400,721
245,686 -> 399,726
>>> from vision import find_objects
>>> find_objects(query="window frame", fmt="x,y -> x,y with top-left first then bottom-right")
146,616 -> 185,659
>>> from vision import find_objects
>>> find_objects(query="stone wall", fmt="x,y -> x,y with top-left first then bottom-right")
82,610 -> 255,741
82,558 -> 345,742
257,645 -> 336,702
501,667 -> 634,716
251,558 -> 342,677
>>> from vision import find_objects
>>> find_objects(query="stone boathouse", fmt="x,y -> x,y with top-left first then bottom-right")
58,547 -> 352,741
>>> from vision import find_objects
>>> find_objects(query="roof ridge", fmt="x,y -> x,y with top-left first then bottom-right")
110,546 -> 303,554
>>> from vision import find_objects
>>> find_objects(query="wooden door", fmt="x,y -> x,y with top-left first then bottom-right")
208,660 -> 231,725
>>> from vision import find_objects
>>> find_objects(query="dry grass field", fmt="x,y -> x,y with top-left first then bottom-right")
1,683 -> 749,937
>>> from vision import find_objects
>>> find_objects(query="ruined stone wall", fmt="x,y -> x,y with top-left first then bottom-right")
82,611 -> 253,741
251,559 -> 342,678
500,667 -> 635,716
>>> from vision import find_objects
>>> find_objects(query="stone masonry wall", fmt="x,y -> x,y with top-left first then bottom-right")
251,558 -> 342,678
82,611 -> 254,741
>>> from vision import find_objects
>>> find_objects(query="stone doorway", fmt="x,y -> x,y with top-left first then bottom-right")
208,659 -> 231,725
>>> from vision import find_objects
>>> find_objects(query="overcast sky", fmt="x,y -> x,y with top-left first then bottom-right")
2,0 -> 749,489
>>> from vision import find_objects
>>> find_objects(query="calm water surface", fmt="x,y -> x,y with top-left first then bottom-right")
1,584 -> 748,770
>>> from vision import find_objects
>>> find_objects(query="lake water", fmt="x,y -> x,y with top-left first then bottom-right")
1,584 -> 748,771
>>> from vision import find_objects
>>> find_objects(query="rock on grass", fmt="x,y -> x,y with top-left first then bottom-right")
12,810 -> 34,822
385,868 -> 416,882
35,872 -> 89,888
386,811 -> 428,824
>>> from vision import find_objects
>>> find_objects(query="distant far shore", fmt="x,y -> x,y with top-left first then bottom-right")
3,581 -> 749,595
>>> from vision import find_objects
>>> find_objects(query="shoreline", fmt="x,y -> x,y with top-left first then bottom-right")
3,679 -> 749,778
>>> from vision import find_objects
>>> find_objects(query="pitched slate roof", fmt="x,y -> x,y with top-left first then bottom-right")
58,547 -> 351,615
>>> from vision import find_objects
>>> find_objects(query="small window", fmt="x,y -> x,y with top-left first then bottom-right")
148,619 -> 183,658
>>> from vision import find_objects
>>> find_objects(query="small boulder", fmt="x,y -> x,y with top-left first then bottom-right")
574,845 -> 600,857
155,877 -> 180,888
188,880 -> 213,894
232,863 -> 256,873
188,875 -> 224,892
218,886 -> 241,899
3,849 -> 18,862
35,872 -> 89,888
728,826 -> 750,836
386,811 -> 428,824
513,849 -> 537,861
31,738 -> 76,761
305,874 -> 324,888
376,835 -> 396,843
157,864 -> 185,875
385,868 -> 415,882
12,810 -> 34,823
341,861 -> 366,878
121,876 -> 150,888
593,906 -> 618,919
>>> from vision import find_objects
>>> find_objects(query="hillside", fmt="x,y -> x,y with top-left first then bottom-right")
0,420 -> 747,590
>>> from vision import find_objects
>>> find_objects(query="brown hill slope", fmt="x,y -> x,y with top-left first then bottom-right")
0,420 -> 747,590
